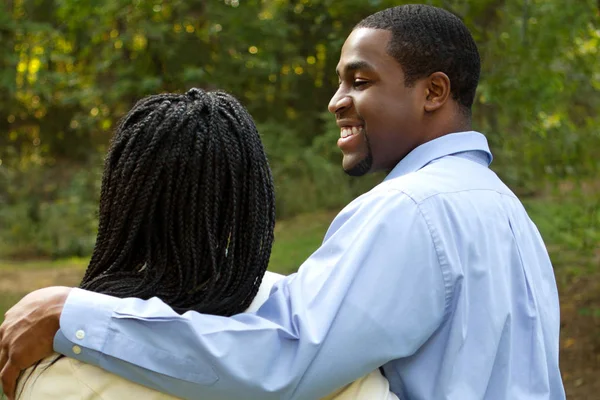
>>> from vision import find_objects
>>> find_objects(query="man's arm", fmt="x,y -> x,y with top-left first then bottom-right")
2,189 -> 450,400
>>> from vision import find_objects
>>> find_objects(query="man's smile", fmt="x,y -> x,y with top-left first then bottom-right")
337,125 -> 366,151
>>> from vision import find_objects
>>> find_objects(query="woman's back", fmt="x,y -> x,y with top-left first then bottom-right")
18,273 -> 397,400
18,358 -> 397,400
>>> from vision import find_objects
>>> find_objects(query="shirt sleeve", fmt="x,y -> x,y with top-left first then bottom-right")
55,188 -> 449,400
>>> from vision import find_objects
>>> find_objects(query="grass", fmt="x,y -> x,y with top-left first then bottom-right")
268,210 -> 338,275
522,194 -> 599,285
0,257 -> 88,270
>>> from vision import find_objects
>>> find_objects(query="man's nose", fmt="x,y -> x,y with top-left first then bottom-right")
328,90 -> 352,115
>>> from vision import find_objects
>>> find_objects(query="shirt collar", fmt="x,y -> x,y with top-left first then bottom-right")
385,131 -> 493,181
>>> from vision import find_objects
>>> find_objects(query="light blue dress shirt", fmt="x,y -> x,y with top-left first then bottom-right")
55,131 -> 566,399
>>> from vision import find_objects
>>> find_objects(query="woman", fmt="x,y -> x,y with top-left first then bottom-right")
16,88 -> 397,400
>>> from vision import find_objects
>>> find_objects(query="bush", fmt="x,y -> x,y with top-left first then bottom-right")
0,160 -> 100,259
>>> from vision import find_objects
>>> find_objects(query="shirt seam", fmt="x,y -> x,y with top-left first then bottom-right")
392,187 -> 518,205
388,189 -> 453,318
102,320 -> 219,385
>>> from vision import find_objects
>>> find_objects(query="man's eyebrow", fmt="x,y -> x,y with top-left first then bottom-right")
336,60 -> 374,77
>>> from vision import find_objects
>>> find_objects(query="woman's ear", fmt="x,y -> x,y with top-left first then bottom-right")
424,72 -> 451,112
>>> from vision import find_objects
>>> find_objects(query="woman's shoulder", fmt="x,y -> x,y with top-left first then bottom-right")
17,354 -> 181,400
17,354 -> 87,399
262,270 -> 285,286
245,270 -> 286,313
321,370 -> 400,400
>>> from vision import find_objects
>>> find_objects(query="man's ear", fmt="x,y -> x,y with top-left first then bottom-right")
424,72 -> 451,112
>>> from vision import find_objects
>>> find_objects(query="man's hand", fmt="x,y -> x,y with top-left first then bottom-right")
0,286 -> 72,399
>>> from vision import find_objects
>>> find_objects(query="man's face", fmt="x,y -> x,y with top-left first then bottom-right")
328,28 -> 426,176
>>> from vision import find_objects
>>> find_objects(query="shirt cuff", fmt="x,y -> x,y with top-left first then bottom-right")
54,288 -> 121,360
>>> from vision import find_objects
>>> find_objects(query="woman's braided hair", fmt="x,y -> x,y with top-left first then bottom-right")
80,88 -> 276,316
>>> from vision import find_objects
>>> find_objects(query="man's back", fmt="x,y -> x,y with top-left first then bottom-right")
376,152 -> 564,399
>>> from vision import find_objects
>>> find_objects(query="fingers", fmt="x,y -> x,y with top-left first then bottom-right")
1,320 -> 17,400
0,347 -> 7,375
1,359 -> 20,400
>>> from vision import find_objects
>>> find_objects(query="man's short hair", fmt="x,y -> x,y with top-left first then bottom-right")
356,4 -> 481,112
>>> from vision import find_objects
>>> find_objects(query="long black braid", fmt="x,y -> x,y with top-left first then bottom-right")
15,89 -> 277,396
81,88 -> 276,316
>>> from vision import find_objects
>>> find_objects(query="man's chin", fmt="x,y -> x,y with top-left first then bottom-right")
342,153 -> 373,177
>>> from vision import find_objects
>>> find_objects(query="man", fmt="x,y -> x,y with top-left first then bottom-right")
0,5 -> 565,399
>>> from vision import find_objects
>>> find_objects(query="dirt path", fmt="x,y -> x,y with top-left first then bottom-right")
558,273 -> 600,398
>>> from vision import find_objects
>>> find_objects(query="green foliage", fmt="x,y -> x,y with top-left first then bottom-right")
1,0 -> 599,258
0,161 -> 100,258
473,0 -> 600,193
523,184 -> 600,283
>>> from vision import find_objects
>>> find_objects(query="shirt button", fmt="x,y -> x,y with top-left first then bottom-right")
72,345 -> 82,355
75,330 -> 85,340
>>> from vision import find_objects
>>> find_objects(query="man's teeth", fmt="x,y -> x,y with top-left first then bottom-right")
340,126 -> 363,138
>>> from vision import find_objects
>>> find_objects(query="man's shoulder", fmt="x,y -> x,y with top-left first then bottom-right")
323,179 -> 422,242
382,156 -> 517,205
326,155 -> 520,240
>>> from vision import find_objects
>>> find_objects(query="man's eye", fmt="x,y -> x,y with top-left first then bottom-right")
353,80 -> 369,88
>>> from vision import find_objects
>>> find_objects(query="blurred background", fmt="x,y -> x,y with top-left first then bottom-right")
0,0 -> 598,397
